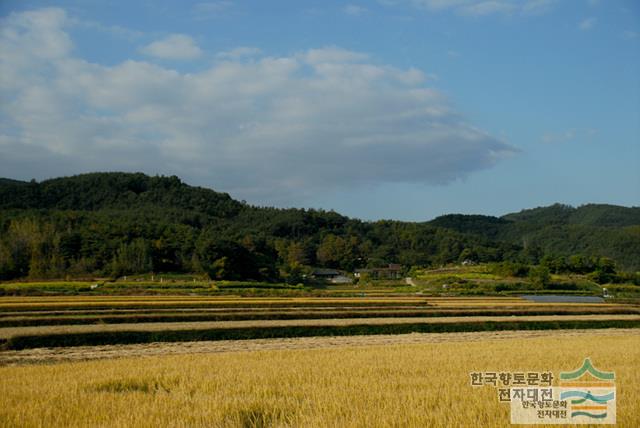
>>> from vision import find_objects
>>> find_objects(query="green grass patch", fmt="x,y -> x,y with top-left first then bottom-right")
0,280 -> 311,297
603,284 -> 640,299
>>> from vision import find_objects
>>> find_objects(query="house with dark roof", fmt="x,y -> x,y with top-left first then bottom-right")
311,268 -> 353,284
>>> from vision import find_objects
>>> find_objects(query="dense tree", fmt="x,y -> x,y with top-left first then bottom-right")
0,173 -> 638,281
111,239 -> 152,276
316,234 -> 362,270
528,265 -> 551,289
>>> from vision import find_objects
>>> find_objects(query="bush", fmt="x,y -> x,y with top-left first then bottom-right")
528,265 -> 550,289
490,262 -> 530,277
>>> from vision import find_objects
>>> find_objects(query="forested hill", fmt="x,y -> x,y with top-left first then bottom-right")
502,203 -> 640,227
0,173 -> 242,218
0,172 -> 638,281
428,204 -> 640,271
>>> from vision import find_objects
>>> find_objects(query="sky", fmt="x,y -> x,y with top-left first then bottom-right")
0,0 -> 638,221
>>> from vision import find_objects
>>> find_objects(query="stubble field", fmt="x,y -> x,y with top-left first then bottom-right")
1,330 -> 639,427
1,295 -> 639,427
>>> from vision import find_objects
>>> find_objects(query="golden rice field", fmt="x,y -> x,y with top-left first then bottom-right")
3,314 -> 640,339
1,295 -> 639,426
0,295 -> 622,309
2,295 -> 638,351
0,296 -> 526,305
1,330 -> 638,427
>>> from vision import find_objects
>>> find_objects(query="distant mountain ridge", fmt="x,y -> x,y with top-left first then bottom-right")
0,172 -> 638,279
428,204 -> 640,271
0,172 -> 242,218
2,173 -> 636,224
502,203 -> 640,228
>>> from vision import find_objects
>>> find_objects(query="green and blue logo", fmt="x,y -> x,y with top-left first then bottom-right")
559,358 -> 616,422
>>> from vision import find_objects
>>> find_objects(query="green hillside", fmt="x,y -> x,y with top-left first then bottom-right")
427,204 -> 640,271
0,173 -> 638,283
503,203 -> 640,227
0,172 -> 241,218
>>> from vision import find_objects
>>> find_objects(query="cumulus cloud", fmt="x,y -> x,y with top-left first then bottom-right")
140,34 -> 202,60
0,8 -> 516,204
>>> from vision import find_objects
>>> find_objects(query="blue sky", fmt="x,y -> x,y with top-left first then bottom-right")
0,0 -> 638,221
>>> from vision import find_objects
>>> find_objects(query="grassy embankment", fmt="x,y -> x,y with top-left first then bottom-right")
2,264 -> 639,299
411,264 -> 640,299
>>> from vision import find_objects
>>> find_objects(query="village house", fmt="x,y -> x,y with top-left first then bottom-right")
311,268 -> 353,284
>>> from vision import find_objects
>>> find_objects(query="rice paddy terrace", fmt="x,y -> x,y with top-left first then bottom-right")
2,294 -> 639,426
1,295 -> 639,354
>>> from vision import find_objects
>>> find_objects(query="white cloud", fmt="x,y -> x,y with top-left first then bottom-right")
344,4 -> 369,16
622,30 -> 638,40
579,17 -> 596,31
0,8 -> 71,60
140,34 -> 202,60
0,8 -> 516,204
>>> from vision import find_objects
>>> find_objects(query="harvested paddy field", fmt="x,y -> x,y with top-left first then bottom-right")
0,328 -> 636,366
1,330 -> 638,427
3,306 -> 637,328
1,296 -> 639,350
1,295 -> 639,426
3,314 -> 640,339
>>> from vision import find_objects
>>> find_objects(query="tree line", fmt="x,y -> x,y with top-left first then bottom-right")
1,173 -> 638,282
